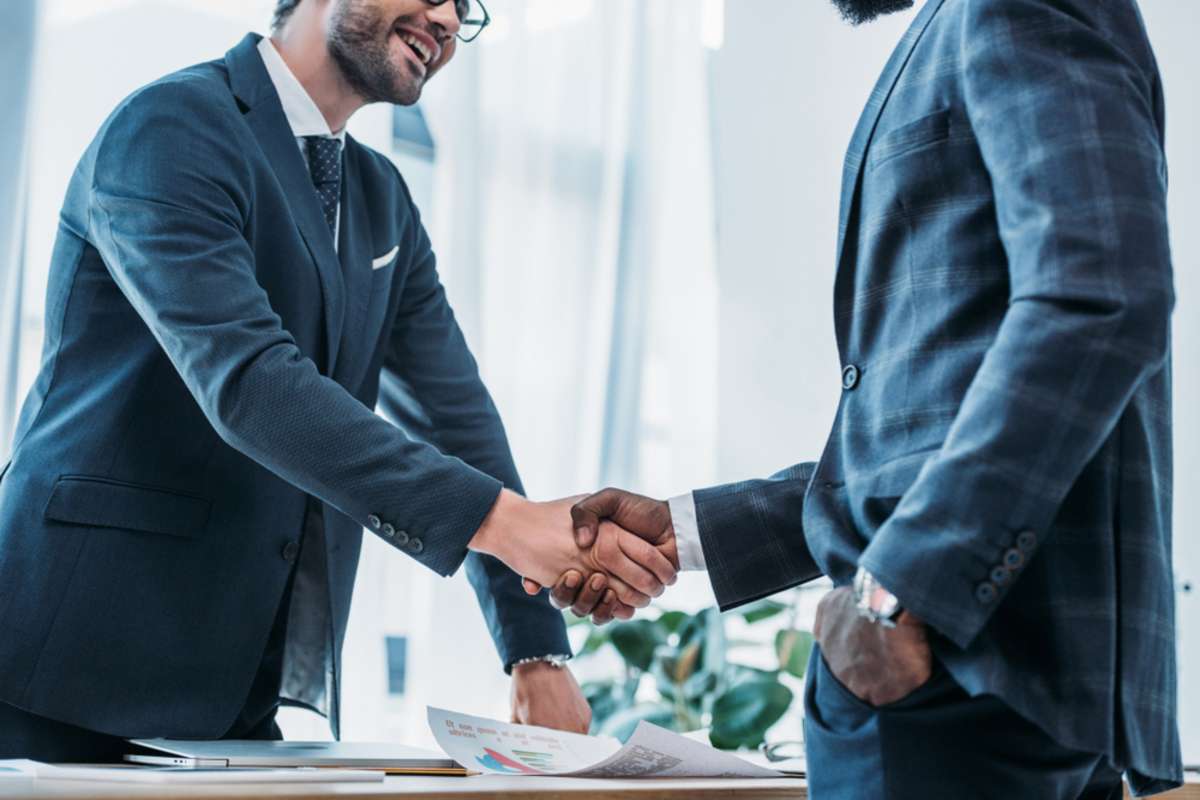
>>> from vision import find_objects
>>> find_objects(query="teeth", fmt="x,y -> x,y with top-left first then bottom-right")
400,32 -> 431,65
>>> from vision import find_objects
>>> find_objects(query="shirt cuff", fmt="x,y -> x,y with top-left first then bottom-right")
668,492 -> 707,572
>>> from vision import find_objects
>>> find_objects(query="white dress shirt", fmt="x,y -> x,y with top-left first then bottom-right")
669,493 -> 708,571
256,37 -> 347,247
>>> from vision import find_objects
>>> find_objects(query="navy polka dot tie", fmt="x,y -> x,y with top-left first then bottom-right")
303,136 -> 343,236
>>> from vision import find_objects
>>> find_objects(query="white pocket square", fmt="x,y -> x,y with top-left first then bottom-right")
372,245 -> 399,270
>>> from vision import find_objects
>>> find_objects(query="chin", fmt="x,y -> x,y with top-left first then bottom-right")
391,77 -> 423,106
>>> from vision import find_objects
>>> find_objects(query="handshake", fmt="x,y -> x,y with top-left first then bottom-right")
468,488 -> 676,624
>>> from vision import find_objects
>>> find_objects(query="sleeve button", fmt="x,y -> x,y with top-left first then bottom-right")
1016,530 -> 1037,552
409,538 -> 424,554
975,582 -> 997,604
367,515 -> 382,531
990,566 -> 1011,586
381,523 -> 396,538
394,529 -> 410,545
1003,548 -> 1024,570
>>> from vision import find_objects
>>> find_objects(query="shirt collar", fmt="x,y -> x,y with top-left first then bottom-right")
256,36 -> 347,143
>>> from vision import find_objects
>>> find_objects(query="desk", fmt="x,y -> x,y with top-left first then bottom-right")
1,773 -> 1196,799
0,775 -> 804,800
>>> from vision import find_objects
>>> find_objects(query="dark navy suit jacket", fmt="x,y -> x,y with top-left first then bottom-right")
693,0 -> 1179,793
0,34 -> 568,738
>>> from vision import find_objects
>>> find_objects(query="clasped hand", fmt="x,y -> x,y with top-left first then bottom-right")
469,488 -> 677,623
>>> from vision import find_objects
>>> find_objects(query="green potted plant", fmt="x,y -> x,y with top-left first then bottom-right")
570,593 -> 814,750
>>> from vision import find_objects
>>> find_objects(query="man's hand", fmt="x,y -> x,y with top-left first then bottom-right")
524,569 -> 635,624
510,661 -> 591,734
813,585 -> 932,707
523,489 -> 679,622
470,490 -> 675,608
571,489 -> 677,563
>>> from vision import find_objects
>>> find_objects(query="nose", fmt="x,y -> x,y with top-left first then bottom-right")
427,1 -> 461,38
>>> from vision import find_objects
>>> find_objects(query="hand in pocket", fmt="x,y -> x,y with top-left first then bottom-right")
814,586 -> 932,707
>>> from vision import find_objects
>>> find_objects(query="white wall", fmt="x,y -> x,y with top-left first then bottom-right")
710,0 -> 1199,762
1141,0 -> 1200,768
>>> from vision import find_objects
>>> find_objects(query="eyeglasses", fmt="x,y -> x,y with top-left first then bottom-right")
429,0 -> 490,43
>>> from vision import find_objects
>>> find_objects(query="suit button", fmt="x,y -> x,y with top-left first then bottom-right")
282,541 -> 300,562
841,364 -> 860,390
409,538 -> 424,554
990,566 -> 1010,586
381,523 -> 396,538
367,515 -> 382,531
1003,548 -> 1024,570
975,582 -> 997,604
394,529 -> 410,545
1016,530 -> 1037,552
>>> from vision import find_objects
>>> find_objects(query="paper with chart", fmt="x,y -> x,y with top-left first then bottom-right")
427,707 -> 787,778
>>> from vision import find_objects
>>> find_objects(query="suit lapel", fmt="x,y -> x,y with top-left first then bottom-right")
333,140 -> 374,387
226,35 -> 345,374
835,0 -> 945,273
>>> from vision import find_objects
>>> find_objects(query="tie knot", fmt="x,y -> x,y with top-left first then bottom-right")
304,136 -> 343,185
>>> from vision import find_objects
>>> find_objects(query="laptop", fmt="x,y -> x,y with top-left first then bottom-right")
125,740 -> 468,775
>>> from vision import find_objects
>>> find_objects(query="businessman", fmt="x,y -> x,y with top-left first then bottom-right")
0,0 -> 673,761
541,0 -> 1180,796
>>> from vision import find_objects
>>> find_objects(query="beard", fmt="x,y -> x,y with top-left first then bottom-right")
830,0 -> 915,25
328,0 -> 424,106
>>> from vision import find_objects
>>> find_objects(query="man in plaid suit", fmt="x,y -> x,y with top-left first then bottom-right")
543,0 -> 1180,796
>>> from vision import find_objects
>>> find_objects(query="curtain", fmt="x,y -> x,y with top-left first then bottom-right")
424,0 -> 720,501
0,0 -> 38,460
350,0 -> 723,747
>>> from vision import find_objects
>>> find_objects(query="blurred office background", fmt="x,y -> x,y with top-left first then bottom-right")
0,0 -> 1196,761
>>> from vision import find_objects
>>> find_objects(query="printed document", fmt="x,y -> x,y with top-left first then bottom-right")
428,707 -> 788,778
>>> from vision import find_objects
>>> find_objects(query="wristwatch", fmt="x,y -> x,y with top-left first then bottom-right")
853,566 -> 903,629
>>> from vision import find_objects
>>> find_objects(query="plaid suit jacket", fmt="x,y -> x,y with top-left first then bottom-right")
693,0 -> 1179,792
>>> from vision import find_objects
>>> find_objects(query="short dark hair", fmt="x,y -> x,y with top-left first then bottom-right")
272,0 -> 302,32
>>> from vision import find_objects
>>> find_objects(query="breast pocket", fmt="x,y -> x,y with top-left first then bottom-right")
362,249 -> 400,350
371,245 -> 399,271
868,108 -> 962,171
861,106 -> 989,224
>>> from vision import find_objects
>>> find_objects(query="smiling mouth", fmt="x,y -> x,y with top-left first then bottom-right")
394,27 -> 436,70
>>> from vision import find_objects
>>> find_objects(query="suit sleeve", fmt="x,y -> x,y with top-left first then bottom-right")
693,462 -> 824,610
87,80 -> 501,578
858,0 -> 1172,649
379,182 -> 569,671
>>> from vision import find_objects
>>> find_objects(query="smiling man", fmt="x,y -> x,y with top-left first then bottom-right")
0,0 -> 675,761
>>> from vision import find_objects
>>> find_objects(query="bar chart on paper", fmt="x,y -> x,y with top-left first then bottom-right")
427,707 -> 790,778
428,708 -> 621,775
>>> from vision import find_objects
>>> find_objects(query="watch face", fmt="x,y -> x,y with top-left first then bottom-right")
868,582 -> 901,619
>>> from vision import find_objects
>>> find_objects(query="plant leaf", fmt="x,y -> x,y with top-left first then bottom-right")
581,681 -> 622,732
657,610 -> 689,634
672,640 -> 702,683
774,629 -> 815,678
676,607 -> 726,676
681,669 -> 718,701
598,702 -> 678,741
725,663 -> 780,688
709,681 -> 794,750
739,599 -> 790,625
609,619 -> 668,672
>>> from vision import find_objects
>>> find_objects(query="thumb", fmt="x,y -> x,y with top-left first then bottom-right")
571,490 -> 622,548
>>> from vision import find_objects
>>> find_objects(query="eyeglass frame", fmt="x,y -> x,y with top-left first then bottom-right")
430,0 -> 490,43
